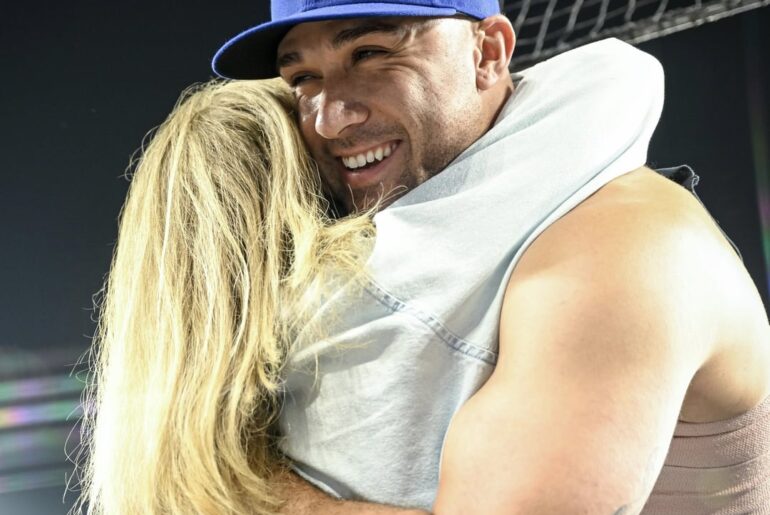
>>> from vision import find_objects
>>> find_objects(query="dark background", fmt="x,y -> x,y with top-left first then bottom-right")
1,2 -> 768,513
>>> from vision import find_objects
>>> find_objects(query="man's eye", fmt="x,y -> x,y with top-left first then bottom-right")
290,74 -> 315,87
353,49 -> 385,62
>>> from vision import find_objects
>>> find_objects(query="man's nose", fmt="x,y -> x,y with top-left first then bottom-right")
314,88 -> 369,140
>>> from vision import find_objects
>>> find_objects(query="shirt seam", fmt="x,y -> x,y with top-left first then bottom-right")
362,278 -> 498,366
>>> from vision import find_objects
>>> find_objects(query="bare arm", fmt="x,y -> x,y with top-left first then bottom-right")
432,170 -> 715,514
274,445 -> 662,515
275,469 -> 429,515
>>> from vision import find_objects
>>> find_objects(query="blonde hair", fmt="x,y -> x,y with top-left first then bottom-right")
71,79 -> 375,515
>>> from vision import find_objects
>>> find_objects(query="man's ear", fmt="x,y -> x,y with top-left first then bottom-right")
474,15 -> 516,91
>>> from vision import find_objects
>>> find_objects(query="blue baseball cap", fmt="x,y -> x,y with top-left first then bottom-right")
212,0 -> 501,80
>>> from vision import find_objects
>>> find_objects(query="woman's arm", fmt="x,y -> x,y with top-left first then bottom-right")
276,470 -> 429,515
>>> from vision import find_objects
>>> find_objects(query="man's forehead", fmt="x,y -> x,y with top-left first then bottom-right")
278,16 -> 423,54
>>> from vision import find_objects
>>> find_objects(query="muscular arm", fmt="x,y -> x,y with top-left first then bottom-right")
431,169 -> 716,514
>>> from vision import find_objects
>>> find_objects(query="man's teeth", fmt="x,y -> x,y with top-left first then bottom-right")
342,143 -> 397,170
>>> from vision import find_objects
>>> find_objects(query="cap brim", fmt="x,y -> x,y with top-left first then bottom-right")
211,3 -> 459,80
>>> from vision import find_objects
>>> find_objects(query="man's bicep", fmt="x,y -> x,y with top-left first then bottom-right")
432,212 -> 708,515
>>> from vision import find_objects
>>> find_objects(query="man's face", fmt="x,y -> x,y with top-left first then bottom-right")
277,16 -> 485,214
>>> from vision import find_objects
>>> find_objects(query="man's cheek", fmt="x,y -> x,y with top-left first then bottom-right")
298,95 -> 322,122
297,105 -> 318,138
298,118 -> 316,144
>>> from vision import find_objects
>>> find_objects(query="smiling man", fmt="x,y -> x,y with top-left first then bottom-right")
212,1 -> 770,514
275,14 -> 508,214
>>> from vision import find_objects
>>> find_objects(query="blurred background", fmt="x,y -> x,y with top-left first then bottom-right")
1,1 -> 768,513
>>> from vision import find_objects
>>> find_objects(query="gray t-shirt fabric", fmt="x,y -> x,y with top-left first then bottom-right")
277,38 -> 665,510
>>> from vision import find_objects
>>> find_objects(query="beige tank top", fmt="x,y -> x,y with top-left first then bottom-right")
642,393 -> 770,513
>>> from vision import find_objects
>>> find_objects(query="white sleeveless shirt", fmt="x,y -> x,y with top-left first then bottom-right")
277,38 -> 665,510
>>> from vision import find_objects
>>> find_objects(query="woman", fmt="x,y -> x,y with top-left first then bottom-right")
72,79 -> 375,515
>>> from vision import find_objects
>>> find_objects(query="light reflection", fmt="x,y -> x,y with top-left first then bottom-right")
0,401 -> 82,431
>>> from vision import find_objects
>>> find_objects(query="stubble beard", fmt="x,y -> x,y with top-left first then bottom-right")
323,106 -> 483,216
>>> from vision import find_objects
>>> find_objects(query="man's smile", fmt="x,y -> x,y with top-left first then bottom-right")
336,140 -> 403,190
337,140 -> 399,170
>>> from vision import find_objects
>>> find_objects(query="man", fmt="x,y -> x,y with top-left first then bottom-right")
212,1 -> 770,513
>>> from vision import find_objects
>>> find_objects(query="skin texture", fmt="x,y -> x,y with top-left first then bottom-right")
278,15 -> 514,214
275,468 -> 427,515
